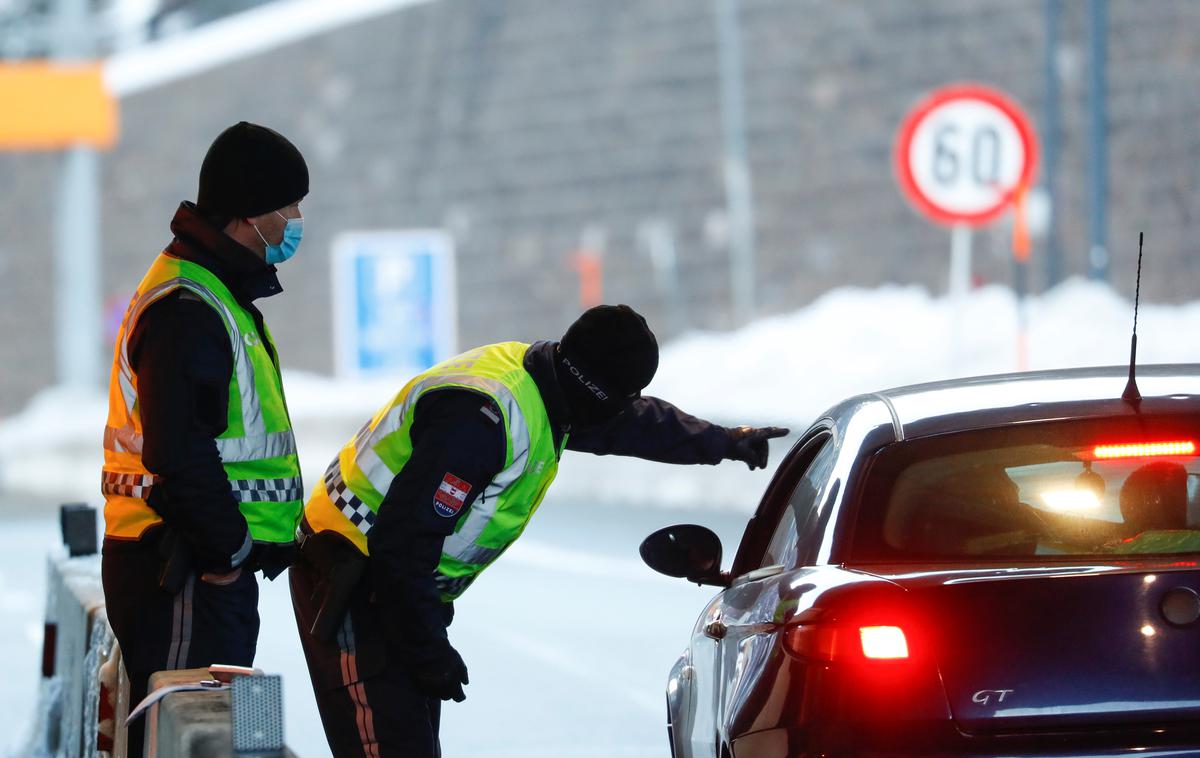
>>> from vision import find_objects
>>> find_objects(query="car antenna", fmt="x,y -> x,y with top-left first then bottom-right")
1121,232 -> 1144,405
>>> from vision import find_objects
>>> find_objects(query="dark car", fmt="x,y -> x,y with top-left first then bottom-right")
641,364 -> 1200,757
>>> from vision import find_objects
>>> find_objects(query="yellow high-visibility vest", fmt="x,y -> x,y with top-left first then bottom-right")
102,252 -> 303,546
304,342 -> 564,601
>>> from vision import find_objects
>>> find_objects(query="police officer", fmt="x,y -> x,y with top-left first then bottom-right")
290,304 -> 787,757
100,122 -> 308,755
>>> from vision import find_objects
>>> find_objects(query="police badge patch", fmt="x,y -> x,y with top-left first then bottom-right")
434,473 -> 471,517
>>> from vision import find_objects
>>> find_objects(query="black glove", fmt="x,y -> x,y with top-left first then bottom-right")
411,645 -> 469,702
727,426 -> 790,470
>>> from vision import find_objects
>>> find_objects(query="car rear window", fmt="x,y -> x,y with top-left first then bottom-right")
850,414 -> 1200,562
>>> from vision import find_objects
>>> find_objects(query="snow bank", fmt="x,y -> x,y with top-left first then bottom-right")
4,279 -> 1197,512
644,279 -> 1200,426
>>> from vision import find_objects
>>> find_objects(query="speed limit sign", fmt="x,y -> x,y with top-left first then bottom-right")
894,84 -> 1038,227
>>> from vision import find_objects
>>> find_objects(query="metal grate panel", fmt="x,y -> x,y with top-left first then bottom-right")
232,674 -> 285,754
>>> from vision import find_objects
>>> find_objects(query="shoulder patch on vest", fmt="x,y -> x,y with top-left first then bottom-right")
434,473 -> 472,518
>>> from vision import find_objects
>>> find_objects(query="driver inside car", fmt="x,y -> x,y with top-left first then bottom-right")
1108,461 -> 1200,554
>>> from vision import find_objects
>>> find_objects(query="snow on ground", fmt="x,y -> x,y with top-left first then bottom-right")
3,279 -> 1198,514
0,518 -> 57,758
647,278 -> 1200,423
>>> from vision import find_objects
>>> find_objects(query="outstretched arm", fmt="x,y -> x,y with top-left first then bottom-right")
566,395 -> 788,469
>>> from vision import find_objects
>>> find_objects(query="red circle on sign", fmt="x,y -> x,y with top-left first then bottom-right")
894,83 -> 1038,227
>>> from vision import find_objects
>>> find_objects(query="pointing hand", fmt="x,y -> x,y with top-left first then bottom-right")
727,426 -> 790,470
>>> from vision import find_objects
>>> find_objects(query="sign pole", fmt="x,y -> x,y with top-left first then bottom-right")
1014,256 -> 1030,371
714,0 -> 757,326
53,0 -> 102,391
55,147 -> 101,391
1013,185 -> 1032,371
949,223 -> 972,300
949,223 -> 972,371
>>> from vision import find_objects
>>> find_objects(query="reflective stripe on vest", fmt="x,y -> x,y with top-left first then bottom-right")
101,473 -> 302,504
302,342 -> 563,600
102,253 -> 303,543
101,471 -> 156,499
104,425 -> 297,463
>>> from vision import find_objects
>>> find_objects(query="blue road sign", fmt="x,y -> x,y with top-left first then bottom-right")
331,230 -> 457,380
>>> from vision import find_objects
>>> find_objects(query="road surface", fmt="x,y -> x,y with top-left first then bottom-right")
2,492 -> 754,757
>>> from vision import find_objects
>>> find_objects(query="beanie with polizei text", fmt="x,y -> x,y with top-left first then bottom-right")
556,304 -> 659,425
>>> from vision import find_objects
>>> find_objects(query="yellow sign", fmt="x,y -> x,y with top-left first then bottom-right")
0,62 -> 118,149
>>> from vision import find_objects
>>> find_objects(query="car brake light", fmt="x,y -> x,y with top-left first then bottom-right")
784,623 -> 910,662
1092,440 -> 1196,459
859,625 -> 909,659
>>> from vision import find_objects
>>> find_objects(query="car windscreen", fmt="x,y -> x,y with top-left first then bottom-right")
848,413 -> 1200,562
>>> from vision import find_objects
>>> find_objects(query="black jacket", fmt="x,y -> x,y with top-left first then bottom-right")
367,340 -> 734,661
105,202 -> 293,577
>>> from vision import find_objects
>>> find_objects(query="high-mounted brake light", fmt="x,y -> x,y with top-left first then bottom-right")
1092,441 -> 1196,459
859,626 -> 909,659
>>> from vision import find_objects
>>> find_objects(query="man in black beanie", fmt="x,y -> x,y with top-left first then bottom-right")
290,303 -> 787,757
100,122 -> 309,756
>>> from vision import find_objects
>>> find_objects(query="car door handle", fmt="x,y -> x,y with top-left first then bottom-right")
703,620 -> 727,640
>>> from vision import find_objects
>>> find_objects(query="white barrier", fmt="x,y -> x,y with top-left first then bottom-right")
27,551 -> 125,758
26,506 -> 293,758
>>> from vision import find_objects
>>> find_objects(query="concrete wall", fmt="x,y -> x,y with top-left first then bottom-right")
3,0 -> 1199,413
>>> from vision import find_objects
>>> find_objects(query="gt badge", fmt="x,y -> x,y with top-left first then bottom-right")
972,689 -> 1013,705
434,473 -> 472,518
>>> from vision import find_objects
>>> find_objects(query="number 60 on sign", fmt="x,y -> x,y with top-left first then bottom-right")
894,84 -> 1038,228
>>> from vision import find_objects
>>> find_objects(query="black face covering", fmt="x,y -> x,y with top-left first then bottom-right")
554,304 -> 659,427
555,348 -> 639,427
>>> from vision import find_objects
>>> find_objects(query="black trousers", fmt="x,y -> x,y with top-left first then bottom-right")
290,554 -> 443,758
101,539 -> 259,758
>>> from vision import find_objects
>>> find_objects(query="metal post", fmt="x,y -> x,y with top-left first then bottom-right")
1087,0 -> 1109,280
1014,256 -> 1030,370
949,224 -> 972,372
949,224 -> 972,300
1042,0 -> 1063,288
714,0 -> 757,326
55,149 -> 102,390
52,0 -> 102,390
638,219 -> 688,336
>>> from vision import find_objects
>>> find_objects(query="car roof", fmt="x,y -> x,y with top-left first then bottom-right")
840,364 -> 1200,441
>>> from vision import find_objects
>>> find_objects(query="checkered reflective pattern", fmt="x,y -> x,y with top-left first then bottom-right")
100,471 -> 158,499
324,461 -> 376,535
229,476 -> 303,503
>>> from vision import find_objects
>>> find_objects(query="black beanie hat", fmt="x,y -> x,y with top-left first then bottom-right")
558,304 -> 659,409
196,121 -> 309,219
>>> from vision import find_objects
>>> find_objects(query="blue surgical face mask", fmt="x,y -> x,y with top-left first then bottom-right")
253,211 -> 303,265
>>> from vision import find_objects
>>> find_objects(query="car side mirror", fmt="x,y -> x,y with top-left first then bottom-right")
640,524 -> 729,587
